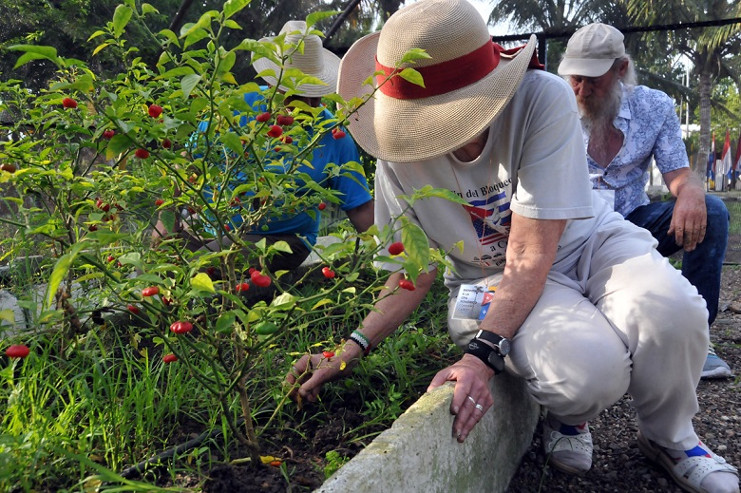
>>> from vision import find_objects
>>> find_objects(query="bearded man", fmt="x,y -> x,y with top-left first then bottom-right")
558,23 -> 732,379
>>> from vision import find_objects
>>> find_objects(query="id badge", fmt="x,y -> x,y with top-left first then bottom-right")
452,284 -> 497,323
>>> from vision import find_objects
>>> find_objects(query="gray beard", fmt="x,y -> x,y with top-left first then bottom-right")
579,81 -> 623,139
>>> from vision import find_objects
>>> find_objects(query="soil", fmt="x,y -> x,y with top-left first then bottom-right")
162,264 -> 741,493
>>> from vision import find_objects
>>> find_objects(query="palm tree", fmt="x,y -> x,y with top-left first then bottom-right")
486,0 -> 621,69
625,0 -> 741,172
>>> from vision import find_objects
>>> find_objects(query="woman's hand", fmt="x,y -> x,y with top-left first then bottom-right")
428,354 -> 495,442
285,341 -> 363,405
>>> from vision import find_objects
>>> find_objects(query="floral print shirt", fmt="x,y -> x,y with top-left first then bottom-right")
585,83 -> 688,217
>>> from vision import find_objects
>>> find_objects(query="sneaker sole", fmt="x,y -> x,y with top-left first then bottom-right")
701,368 -> 734,379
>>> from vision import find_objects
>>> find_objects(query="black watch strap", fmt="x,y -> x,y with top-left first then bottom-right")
465,338 -> 505,374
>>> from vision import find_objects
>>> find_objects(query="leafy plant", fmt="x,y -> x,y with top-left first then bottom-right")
0,0 -> 457,488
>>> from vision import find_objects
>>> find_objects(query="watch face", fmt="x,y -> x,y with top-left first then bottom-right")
498,338 -> 511,356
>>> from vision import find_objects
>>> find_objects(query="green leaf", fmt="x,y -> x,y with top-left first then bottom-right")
223,19 -> 242,30
220,132 -> 243,157
158,66 -> 195,80
87,30 -> 106,41
398,68 -> 425,88
158,29 -> 180,47
45,242 -> 85,309
0,309 -> 15,324
223,0 -> 250,20
181,74 -> 202,99
215,311 -> 237,334
191,272 -> 215,293
311,298 -> 333,310
141,3 -> 159,15
93,43 -> 111,56
271,292 -> 296,309
112,5 -> 133,38
306,11 -> 339,28
400,48 -> 431,64
106,134 -> 134,158
117,252 -> 143,270
183,29 -> 209,50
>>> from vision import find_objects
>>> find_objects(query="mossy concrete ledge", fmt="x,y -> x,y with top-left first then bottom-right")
317,372 -> 540,493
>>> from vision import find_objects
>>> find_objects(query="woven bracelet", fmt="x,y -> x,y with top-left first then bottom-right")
348,331 -> 371,355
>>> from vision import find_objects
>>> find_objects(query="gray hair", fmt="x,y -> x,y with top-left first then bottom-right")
614,55 -> 637,87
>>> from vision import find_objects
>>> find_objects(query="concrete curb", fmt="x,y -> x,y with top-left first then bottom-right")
317,372 -> 541,493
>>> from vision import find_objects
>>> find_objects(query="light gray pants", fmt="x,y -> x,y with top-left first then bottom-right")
448,221 -> 708,450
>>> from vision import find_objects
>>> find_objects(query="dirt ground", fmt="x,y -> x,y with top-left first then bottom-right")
507,264 -> 741,492
160,264 -> 741,493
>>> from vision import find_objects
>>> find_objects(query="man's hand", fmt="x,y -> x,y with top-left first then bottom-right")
285,342 -> 363,405
666,170 -> 707,251
427,354 -> 495,443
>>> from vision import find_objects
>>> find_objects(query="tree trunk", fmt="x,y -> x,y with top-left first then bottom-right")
696,70 -> 713,177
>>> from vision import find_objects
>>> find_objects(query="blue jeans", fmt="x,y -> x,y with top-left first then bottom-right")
626,195 -> 729,324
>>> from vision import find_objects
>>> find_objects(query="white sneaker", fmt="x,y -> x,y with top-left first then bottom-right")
542,416 -> 593,475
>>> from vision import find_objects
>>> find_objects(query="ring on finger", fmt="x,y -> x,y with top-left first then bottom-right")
467,395 -> 476,405
474,403 -> 485,412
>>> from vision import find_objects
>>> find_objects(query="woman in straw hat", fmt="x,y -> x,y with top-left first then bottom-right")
286,1 -> 738,490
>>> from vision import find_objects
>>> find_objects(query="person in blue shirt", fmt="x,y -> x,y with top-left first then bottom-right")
153,20 -> 373,272
558,23 -> 732,380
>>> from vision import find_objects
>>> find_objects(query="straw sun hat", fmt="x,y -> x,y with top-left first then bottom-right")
251,20 -> 341,98
337,0 -> 537,163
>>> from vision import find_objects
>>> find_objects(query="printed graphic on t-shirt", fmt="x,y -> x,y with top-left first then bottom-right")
463,189 -> 511,256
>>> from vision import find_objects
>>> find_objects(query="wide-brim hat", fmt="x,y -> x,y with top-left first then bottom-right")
557,23 -> 625,78
337,0 -> 536,163
252,20 -> 340,98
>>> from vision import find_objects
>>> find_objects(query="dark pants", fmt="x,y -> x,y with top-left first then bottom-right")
626,195 -> 729,324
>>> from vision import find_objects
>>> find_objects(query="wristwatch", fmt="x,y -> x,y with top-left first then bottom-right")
465,330 -> 511,374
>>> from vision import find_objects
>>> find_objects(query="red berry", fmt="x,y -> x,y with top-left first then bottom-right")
250,270 -> 271,287
127,304 -> 140,314
102,129 -> 115,139
155,198 -> 164,207
161,138 -> 172,149
142,286 -> 160,297
276,114 -> 294,126
235,282 -> 250,292
224,224 -> 231,232
318,202 -> 326,211
62,97 -> 78,109
0,163 -> 16,173
148,104 -> 163,118
388,241 -> 405,255
170,321 -> 193,334
322,267 -> 335,279
88,224 -> 98,232
332,128 -> 346,139
248,267 -> 256,274
162,297 -> 173,306
96,199 -> 110,212
256,112 -> 271,122
135,148 -> 150,159
267,125 -> 283,138
322,351 -> 335,358
5,344 -> 30,359
399,279 -> 415,291
107,255 -> 115,263
281,135 -> 293,144
163,353 -> 178,363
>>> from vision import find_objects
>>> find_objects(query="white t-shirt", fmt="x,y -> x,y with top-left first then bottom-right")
374,70 -> 621,287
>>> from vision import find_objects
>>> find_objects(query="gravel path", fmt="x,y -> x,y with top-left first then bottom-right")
507,265 -> 741,493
